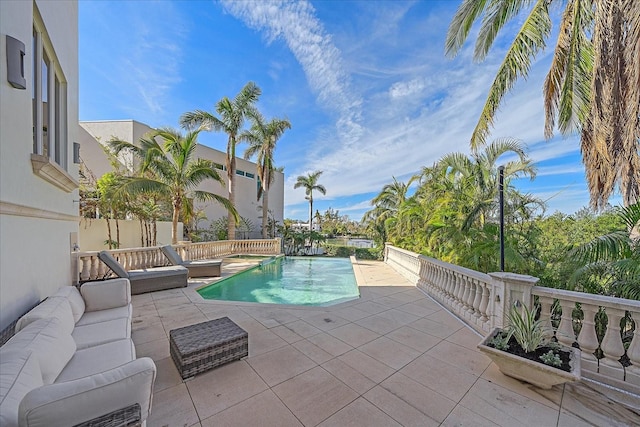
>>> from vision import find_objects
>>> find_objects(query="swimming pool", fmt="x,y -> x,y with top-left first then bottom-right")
197,257 -> 359,306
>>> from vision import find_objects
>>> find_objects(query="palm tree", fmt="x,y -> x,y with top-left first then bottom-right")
294,171 -> 326,234
108,128 -> 236,244
570,202 -> 640,299
242,111 -> 291,238
445,0 -> 640,209
180,82 -> 261,240
363,177 -> 414,245
437,138 -> 537,231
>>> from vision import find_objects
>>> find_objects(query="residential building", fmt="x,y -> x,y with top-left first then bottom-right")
78,120 -> 285,241
0,0 -> 79,331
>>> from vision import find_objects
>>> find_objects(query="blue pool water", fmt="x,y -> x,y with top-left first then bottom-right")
197,257 -> 359,306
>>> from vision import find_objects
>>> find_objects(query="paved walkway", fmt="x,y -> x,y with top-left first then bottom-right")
131,259 -> 639,426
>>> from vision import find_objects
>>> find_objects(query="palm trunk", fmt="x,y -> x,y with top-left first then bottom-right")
309,197 -> 313,249
228,156 -> 236,240
172,198 -> 181,245
115,218 -> 120,249
139,219 -> 144,247
262,189 -> 269,239
106,217 -> 112,249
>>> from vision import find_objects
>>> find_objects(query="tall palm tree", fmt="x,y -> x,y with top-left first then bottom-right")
445,0 -> 640,209
181,81 -> 261,239
294,171 -> 326,234
437,138 -> 537,230
108,128 -> 236,244
242,111 -> 291,238
363,177 -> 414,244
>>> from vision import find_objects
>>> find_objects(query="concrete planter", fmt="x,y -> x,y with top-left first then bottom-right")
478,328 -> 581,389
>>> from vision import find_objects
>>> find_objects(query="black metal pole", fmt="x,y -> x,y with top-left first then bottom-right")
498,166 -> 505,272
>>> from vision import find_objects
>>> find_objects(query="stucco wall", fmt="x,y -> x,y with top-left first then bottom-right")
79,218 -> 178,251
0,0 -> 79,330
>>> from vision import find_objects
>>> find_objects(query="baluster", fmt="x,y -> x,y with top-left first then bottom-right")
80,256 -> 90,281
90,256 -> 99,280
472,280 -> 482,317
599,308 -> 626,377
577,303 -> 601,367
464,276 -> 475,313
479,283 -> 490,322
626,310 -> 640,386
462,276 -> 475,313
455,274 -> 465,309
537,295 -> 554,339
556,299 -> 576,347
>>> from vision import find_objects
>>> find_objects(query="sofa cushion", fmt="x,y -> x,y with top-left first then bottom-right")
0,349 -> 43,427
2,318 -> 76,384
80,278 -> 131,312
56,339 -> 136,383
15,297 -> 75,335
75,304 -> 132,326
51,286 -> 85,323
72,317 -> 131,350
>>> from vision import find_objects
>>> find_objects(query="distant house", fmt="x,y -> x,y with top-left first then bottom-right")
0,1 -> 80,330
78,119 -> 285,240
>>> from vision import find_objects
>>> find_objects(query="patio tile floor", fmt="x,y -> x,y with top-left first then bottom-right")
134,259 -> 638,427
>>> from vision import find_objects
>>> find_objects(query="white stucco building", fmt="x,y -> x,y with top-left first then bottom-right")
0,1 -> 79,331
78,120 -> 285,240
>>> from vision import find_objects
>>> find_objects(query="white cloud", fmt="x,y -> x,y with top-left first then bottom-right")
221,0 -> 363,146
389,78 -> 427,98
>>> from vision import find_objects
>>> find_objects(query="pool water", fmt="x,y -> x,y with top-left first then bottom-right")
197,257 -> 359,306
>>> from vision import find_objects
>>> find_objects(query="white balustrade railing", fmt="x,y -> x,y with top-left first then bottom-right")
384,243 -> 640,395
533,287 -> 640,393
77,239 -> 281,282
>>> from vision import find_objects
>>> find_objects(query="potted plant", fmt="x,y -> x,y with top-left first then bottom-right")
478,304 -> 581,389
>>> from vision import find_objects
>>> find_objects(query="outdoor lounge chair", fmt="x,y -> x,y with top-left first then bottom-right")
98,250 -> 188,295
160,245 -> 222,278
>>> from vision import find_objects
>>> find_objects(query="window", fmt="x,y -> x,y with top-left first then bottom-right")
245,172 -> 255,179
213,163 -> 225,170
29,10 -> 76,192
32,19 -> 67,169
236,170 -> 245,176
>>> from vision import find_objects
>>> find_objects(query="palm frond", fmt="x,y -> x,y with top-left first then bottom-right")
445,0 -> 490,57
474,0 -> 533,61
470,0 -> 552,148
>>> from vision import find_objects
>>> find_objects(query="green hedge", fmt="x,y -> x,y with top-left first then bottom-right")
323,244 -> 382,260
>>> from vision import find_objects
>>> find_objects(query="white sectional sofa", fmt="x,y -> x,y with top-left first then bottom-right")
0,279 -> 156,427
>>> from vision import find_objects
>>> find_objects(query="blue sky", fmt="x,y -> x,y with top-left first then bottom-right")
79,0 -> 620,221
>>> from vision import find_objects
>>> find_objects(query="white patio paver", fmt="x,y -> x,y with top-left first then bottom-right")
132,259 -> 640,427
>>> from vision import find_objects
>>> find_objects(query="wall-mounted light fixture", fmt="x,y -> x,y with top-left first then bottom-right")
73,142 -> 81,164
6,35 -> 26,89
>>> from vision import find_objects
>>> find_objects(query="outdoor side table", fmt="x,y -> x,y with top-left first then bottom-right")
169,317 -> 248,380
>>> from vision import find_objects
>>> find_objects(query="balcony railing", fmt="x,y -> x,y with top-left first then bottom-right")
384,243 -> 640,396
77,239 -> 281,282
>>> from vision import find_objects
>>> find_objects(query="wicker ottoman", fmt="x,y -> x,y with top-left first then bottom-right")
169,317 -> 248,380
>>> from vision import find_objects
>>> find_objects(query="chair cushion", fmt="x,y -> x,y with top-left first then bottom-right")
128,265 -> 187,279
51,286 -> 85,323
75,305 -> 132,326
2,318 -> 76,384
160,245 -> 183,266
72,318 -> 131,350
98,251 -> 129,278
0,349 -> 43,427
80,278 -> 131,312
56,339 -> 136,383
15,297 -> 75,335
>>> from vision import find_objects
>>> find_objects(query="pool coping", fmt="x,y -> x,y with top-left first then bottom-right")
181,255 -> 365,310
